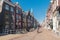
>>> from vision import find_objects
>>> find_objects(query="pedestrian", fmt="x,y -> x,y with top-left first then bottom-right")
37,24 -> 42,33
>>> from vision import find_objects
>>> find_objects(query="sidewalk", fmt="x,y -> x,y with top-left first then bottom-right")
0,28 -> 60,40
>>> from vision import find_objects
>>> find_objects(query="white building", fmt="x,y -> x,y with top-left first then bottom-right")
46,0 -> 60,34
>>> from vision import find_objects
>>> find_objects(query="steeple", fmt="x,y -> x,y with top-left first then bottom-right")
29,8 -> 34,17
31,8 -> 33,13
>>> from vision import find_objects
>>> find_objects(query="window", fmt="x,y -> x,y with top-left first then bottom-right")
5,4 -> 9,10
11,7 -> 14,12
16,15 -> 18,20
0,0 -> 2,1
19,9 -> 22,13
16,7 -> 22,14
57,11 -> 60,18
5,21 -> 9,25
59,21 -> 60,25
18,9 -> 20,13
23,14 -> 25,18
16,9 -> 18,13
19,16 -> 21,19
31,17 -> 32,20
5,15 -> 9,18
5,25 -> 9,28
0,0 -> 2,2
16,8 -> 18,13
28,16 -> 30,19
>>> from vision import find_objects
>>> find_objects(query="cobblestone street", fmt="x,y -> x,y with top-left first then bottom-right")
0,27 -> 60,40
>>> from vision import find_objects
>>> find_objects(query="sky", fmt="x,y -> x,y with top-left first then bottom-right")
12,0 -> 50,24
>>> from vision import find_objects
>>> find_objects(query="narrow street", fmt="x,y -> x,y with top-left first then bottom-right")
0,27 -> 60,40
0,0 -> 60,40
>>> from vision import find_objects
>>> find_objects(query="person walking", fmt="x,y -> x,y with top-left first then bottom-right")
37,24 -> 42,33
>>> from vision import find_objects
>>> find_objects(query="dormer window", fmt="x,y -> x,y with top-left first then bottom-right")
5,4 -> 9,10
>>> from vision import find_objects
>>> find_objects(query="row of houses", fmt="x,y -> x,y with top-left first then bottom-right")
0,0 -> 39,35
45,0 -> 60,33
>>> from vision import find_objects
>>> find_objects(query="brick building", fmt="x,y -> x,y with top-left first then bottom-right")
0,0 -> 16,34
46,4 -> 53,30
0,0 -> 23,34
0,0 -> 39,35
26,10 -> 34,31
15,2 -> 22,33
